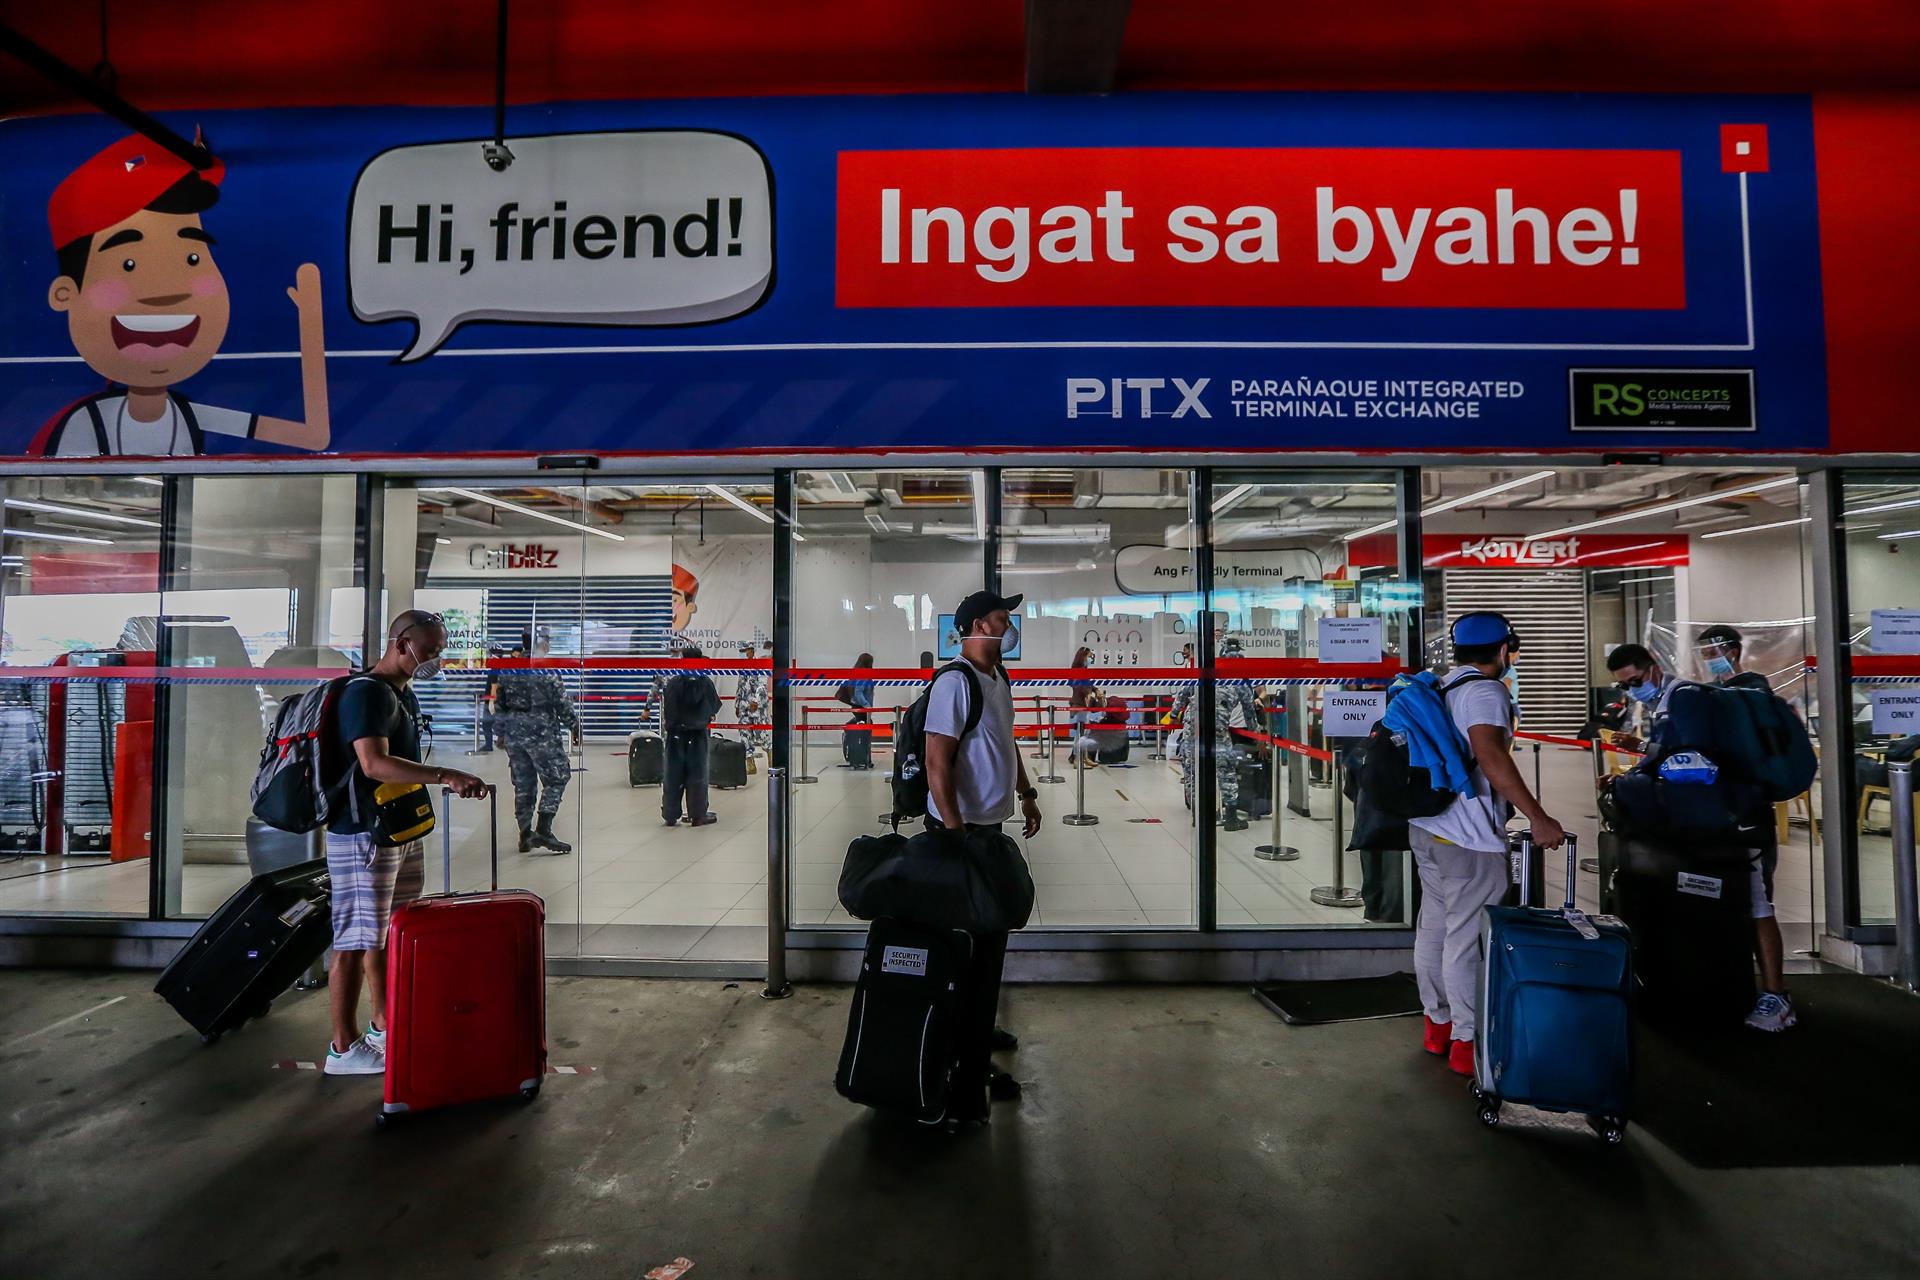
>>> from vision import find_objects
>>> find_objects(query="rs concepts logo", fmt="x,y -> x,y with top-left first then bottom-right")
1066,377 -> 1211,419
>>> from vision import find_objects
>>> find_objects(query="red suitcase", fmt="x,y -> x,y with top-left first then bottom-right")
380,786 -> 546,1127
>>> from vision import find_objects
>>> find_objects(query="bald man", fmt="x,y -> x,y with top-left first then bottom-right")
322,610 -> 487,1076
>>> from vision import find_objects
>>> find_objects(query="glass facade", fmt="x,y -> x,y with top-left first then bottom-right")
0,462 -> 1909,958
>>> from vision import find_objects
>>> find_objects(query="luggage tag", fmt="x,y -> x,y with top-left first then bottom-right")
1561,907 -> 1601,942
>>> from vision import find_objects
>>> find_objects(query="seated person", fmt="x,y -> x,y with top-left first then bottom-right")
1071,695 -> 1133,765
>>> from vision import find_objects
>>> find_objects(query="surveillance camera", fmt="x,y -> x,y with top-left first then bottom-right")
481,141 -> 515,171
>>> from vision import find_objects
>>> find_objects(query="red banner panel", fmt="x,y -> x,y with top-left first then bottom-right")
836,146 -> 1685,310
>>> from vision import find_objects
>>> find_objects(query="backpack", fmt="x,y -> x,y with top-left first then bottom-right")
1360,671 -> 1494,820
250,674 -> 358,833
663,672 -> 716,732
888,661 -> 986,829
1650,681 -> 1816,802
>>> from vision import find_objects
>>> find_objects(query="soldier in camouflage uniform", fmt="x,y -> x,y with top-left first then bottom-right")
496,629 -> 580,854
1168,638 -> 1264,831
734,641 -> 769,767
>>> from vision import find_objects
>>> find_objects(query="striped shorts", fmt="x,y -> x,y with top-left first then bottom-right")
325,831 -> 426,951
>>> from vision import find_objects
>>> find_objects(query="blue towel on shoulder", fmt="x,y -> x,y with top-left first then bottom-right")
1380,671 -> 1476,797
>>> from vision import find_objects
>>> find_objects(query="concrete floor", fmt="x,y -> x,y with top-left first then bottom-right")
4,969 -> 1917,1279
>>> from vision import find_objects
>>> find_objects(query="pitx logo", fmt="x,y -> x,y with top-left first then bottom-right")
1066,377 -> 1211,419
469,542 -> 561,570
1458,536 -> 1581,565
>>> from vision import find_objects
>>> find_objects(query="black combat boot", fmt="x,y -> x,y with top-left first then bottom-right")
517,818 -> 534,853
531,813 -> 573,854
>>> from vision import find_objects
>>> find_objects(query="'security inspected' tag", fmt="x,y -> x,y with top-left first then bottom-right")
881,945 -> 929,976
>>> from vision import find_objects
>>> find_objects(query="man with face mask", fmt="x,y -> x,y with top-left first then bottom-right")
1694,624 -> 1798,1032
322,610 -> 488,1076
924,590 -> 1042,1126
496,627 -> 581,855
1604,643 -> 1675,753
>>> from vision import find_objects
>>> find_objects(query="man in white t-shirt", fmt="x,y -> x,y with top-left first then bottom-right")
924,589 -> 1043,1126
1409,611 -> 1566,1077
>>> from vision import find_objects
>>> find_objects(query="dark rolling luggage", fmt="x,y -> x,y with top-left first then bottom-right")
155,860 -> 332,1043
709,735 -> 749,789
835,918 -> 973,1125
628,731 -> 664,787
1610,838 -> 1755,1028
1474,833 -> 1634,1145
245,819 -> 331,990
843,722 -> 873,770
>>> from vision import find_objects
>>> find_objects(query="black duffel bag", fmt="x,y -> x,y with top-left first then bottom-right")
838,827 -> 1036,933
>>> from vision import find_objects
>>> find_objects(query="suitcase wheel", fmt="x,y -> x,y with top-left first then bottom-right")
374,1111 -> 393,1131
1588,1116 -> 1627,1146
520,1084 -> 540,1103
1476,1101 -> 1502,1129
199,1030 -> 222,1046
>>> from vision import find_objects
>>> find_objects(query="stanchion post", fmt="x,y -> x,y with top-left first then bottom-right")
1890,762 -> 1920,993
1039,706 -> 1065,784
1532,740 -> 1542,796
762,766 -> 792,1000
1062,731 -> 1098,826
1578,737 -> 1605,875
794,705 -> 818,784
1149,696 -> 1168,760
465,693 -> 486,756
1255,709 -> 1298,862
1030,697 -> 1049,759
1310,750 -> 1362,908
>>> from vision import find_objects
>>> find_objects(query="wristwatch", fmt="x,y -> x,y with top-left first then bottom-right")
1017,786 -> 1039,802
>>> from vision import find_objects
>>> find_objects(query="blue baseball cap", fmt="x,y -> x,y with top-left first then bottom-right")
1451,611 -> 1518,648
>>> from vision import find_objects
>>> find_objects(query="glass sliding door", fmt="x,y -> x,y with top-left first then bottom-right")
1000,467 -> 1201,927
0,476 -> 164,917
1208,471 -> 1414,928
394,479 -> 772,961
788,469 -> 985,927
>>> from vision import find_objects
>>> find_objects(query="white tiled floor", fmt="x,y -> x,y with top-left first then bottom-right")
0,734 -> 1836,958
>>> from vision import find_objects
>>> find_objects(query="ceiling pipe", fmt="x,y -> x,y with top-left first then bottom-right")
0,21 -> 215,171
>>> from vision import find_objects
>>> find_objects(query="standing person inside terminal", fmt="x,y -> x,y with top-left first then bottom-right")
323,610 -> 489,1076
661,646 -> 722,828
1411,612 -> 1566,1076
924,590 -> 1043,1125
1697,624 -> 1797,1032
1168,637 -> 1262,830
735,641 -> 769,772
1604,643 -> 1678,754
496,627 -> 579,856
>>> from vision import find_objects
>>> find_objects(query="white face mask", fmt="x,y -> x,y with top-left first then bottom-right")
409,653 -> 444,682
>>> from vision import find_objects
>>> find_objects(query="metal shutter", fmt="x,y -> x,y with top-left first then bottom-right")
1442,568 -> 1590,733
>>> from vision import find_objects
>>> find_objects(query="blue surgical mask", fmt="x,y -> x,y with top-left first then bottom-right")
1627,681 -> 1660,705
1706,655 -> 1735,680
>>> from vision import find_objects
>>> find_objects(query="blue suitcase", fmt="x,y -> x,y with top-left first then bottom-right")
1473,833 -> 1633,1145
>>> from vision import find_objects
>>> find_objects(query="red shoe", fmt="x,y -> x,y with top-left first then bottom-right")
1422,1016 -> 1452,1056
1447,1038 -> 1476,1077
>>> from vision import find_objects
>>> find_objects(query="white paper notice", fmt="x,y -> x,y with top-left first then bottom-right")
1323,689 -> 1387,737
1872,689 -> 1920,735
1317,616 -> 1383,664
1871,609 -> 1920,655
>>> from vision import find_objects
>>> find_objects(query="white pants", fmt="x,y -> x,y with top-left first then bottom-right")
1410,826 -> 1511,1042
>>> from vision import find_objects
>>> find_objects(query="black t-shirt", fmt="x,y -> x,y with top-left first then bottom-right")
330,675 -> 424,835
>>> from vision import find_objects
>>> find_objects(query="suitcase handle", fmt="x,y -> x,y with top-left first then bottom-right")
439,784 -> 500,895
1514,830 -> 1578,911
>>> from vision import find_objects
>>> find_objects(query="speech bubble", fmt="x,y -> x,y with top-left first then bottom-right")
348,131 -> 773,361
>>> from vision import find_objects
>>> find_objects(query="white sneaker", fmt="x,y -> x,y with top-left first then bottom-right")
323,1036 -> 386,1075
1744,992 -> 1798,1032
363,1023 -> 387,1052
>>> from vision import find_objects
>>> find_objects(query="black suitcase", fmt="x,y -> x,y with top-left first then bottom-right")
842,724 -> 873,770
628,732 -> 663,787
1610,839 -> 1755,1028
245,819 -> 331,989
710,735 -> 749,789
155,860 -> 332,1043
835,918 -> 973,1125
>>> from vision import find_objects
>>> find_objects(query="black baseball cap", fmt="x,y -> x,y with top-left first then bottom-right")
954,590 -> 1024,636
